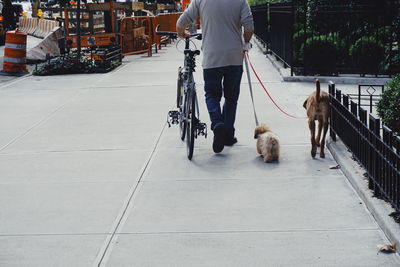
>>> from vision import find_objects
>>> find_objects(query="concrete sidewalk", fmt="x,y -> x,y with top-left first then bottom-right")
0,40 -> 399,266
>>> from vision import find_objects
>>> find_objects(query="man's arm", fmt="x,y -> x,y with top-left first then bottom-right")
241,0 -> 254,45
176,0 -> 200,38
243,31 -> 253,43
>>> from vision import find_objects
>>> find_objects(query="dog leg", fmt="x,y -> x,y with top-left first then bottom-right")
320,122 -> 329,158
263,153 -> 271,163
257,139 -> 262,154
308,119 -> 317,158
316,120 -> 322,147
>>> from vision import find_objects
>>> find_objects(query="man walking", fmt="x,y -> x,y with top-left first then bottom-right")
176,0 -> 254,153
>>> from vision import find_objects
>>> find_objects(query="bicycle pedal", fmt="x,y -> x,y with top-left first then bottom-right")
196,122 -> 207,138
167,110 -> 180,127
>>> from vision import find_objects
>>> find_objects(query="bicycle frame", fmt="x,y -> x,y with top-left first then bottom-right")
158,29 -> 207,160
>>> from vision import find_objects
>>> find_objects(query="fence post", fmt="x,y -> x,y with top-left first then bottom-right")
343,95 -> 349,110
395,135 -> 400,208
382,125 -> 393,200
359,108 -> 367,170
329,82 -> 336,141
369,115 -> 381,197
350,101 -> 357,117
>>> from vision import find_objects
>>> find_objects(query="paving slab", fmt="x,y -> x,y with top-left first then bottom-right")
107,231 -> 399,267
143,145 -> 340,180
119,176 -> 376,233
0,181 -> 130,234
0,150 -> 148,183
0,235 -> 107,267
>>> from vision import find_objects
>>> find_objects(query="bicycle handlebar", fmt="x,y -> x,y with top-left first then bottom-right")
155,25 -> 202,40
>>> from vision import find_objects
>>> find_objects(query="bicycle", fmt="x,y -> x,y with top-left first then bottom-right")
156,26 -> 207,160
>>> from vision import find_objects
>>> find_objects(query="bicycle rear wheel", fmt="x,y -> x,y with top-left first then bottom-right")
186,90 -> 196,160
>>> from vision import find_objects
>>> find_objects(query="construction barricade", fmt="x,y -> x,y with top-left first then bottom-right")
155,13 -> 181,48
2,30 -> 28,74
27,27 -> 63,62
18,18 -> 57,39
149,16 -> 160,53
18,17 -> 39,36
157,13 -> 180,32
120,16 -> 152,56
33,19 -> 58,39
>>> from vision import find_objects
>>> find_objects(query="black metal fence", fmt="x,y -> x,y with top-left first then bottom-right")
251,3 -> 293,68
347,85 -> 384,114
329,82 -> 400,211
251,4 -> 269,50
251,0 -> 400,76
268,2 -> 293,68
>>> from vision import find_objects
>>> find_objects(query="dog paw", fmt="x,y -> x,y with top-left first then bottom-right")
320,152 -> 325,158
311,151 -> 316,158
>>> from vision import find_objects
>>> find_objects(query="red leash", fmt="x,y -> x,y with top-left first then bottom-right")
245,52 -> 306,120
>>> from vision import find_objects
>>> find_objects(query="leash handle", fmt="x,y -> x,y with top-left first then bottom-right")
244,51 -> 259,126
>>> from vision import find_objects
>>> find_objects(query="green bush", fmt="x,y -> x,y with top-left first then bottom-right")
293,29 -> 308,65
377,74 -> 400,134
349,36 -> 385,75
303,35 -> 338,75
33,53 -> 97,76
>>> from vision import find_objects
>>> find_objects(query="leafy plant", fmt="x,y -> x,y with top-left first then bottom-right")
349,36 -> 385,75
33,53 -> 97,76
293,29 -> 308,65
303,35 -> 338,75
376,74 -> 400,134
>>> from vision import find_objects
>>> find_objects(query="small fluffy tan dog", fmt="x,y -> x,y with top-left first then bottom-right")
303,79 -> 330,158
254,124 -> 280,163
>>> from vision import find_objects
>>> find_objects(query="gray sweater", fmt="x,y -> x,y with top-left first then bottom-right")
176,0 -> 254,69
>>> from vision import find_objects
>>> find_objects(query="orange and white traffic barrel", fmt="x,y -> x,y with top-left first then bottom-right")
2,29 -> 28,74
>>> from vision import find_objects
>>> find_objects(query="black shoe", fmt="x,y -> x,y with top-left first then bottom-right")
224,136 -> 237,146
212,125 -> 225,153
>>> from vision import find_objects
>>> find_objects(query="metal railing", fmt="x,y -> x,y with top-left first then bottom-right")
251,4 -> 269,51
347,85 -> 385,114
268,2 -> 293,69
329,82 -> 400,211
251,0 -> 400,76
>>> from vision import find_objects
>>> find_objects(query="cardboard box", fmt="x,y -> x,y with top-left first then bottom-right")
133,26 -> 146,37
132,2 -> 144,11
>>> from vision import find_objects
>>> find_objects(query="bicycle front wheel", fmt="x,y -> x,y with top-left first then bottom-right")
177,74 -> 186,141
186,90 -> 196,160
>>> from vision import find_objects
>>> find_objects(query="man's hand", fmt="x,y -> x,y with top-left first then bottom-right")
243,42 -> 252,52
177,26 -> 190,38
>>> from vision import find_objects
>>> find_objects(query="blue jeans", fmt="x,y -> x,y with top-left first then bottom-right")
203,65 -> 243,138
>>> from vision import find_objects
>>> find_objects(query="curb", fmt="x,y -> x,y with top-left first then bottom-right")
283,75 -> 390,85
327,138 -> 400,251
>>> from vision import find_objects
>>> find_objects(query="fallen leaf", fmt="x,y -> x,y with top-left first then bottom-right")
329,165 -> 340,169
377,243 -> 397,253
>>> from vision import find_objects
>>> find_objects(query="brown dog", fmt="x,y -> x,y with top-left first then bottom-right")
303,80 -> 330,158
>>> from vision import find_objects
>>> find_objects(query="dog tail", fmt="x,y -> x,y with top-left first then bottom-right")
254,124 -> 270,139
316,79 -> 321,103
